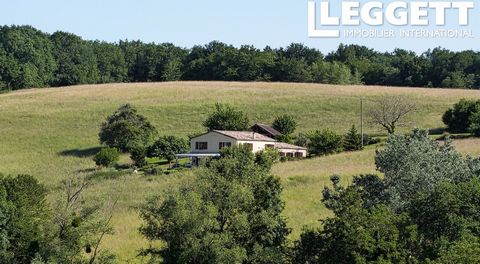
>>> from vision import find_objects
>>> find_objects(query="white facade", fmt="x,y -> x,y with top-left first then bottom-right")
190,131 -> 276,154
188,130 -> 307,158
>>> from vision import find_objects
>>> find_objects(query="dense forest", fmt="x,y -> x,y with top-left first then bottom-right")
1,25 -> 480,91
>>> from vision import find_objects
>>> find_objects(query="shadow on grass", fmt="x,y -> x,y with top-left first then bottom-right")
58,146 -> 102,158
429,127 -> 447,135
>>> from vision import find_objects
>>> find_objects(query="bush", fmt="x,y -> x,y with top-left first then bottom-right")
272,114 -> 297,136
442,99 -> 480,133
144,166 -> 164,176
130,147 -> 147,168
343,125 -> 363,151
255,148 -> 280,170
306,129 -> 343,156
294,133 -> 309,147
364,134 -> 380,145
93,148 -> 119,167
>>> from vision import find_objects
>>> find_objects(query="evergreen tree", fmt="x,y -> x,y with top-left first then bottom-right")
343,125 -> 363,151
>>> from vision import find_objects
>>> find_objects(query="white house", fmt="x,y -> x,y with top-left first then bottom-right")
177,130 -> 307,166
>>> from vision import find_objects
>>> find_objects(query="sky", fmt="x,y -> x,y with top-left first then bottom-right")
1,0 -> 479,54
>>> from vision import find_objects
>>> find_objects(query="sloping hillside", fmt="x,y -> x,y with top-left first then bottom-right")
1,81 -> 479,262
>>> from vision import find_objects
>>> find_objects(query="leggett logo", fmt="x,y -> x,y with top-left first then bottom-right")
308,1 -> 475,38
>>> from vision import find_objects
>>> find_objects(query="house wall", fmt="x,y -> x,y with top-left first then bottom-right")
190,132 -> 276,154
237,140 -> 275,153
190,132 -> 237,153
277,148 -> 307,158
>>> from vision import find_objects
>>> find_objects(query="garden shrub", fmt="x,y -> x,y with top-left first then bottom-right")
93,147 -> 119,167
306,129 -> 343,156
442,99 -> 480,133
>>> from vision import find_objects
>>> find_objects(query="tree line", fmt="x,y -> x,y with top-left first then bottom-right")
1,25 -> 480,91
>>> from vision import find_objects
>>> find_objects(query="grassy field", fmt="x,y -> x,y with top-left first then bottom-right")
1,81 -> 480,263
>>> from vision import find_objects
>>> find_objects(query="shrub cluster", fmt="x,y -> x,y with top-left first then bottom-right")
93,147 -> 119,167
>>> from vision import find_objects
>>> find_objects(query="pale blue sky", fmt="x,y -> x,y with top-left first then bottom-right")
1,0 -> 479,53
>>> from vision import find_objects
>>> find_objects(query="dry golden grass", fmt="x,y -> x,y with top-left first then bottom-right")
1,81 -> 480,261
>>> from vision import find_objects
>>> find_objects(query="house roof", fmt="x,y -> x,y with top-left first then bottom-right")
251,123 -> 282,137
275,142 -> 307,150
213,130 -> 276,142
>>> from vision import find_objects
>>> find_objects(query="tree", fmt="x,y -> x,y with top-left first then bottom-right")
92,41 -> 127,83
0,25 -> 56,89
272,114 -> 297,136
99,104 -> 157,152
44,177 -> 116,264
306,129 -> 343,156
130,146 -> 147,168
0,182 -> 13,262
50,31 -> 99,86
433,234 -> 480,264
409,178 -> 480,258
161,59 -> 183,81
139,145 -> 290,263
468,111 -> 480,136
375,129 -> 479,211
93,148 -> 119,167
255,148 -> 280,170
203,103 -> 249,131
294,176 -> 415,264
0,174 -> 49,264
343,125 -> 363,151
443,99 -> 480,133
147,136 -> 189,167
369,96 -> 416,134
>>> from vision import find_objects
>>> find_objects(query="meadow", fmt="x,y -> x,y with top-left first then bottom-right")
1,81 -> 480,263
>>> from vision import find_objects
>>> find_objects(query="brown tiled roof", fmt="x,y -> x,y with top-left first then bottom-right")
214,130 -> 276,142
275,142 -> 307,150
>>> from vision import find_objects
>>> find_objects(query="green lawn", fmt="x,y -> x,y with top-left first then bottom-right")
1,81 -> 480,262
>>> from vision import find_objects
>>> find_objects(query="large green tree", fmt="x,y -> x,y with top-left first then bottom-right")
272,114 -> 297,136
375,129 -> 479,210
140,146 -> 290,263
203,103 -> 250,131
0,174 -> 49,264
147,136 -> 189,167
99,104 -> 157,152
295,176 -> 416,264
51,31 -> 99,86
0,25 -> 56,90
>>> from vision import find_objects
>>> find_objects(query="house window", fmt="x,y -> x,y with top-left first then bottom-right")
243,143 -> 253,151
295,152 -> 304,158
219,142 -> 232,149
195,142 -> 208,150
265,144 -> 275,149
287,152 -> 294,158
